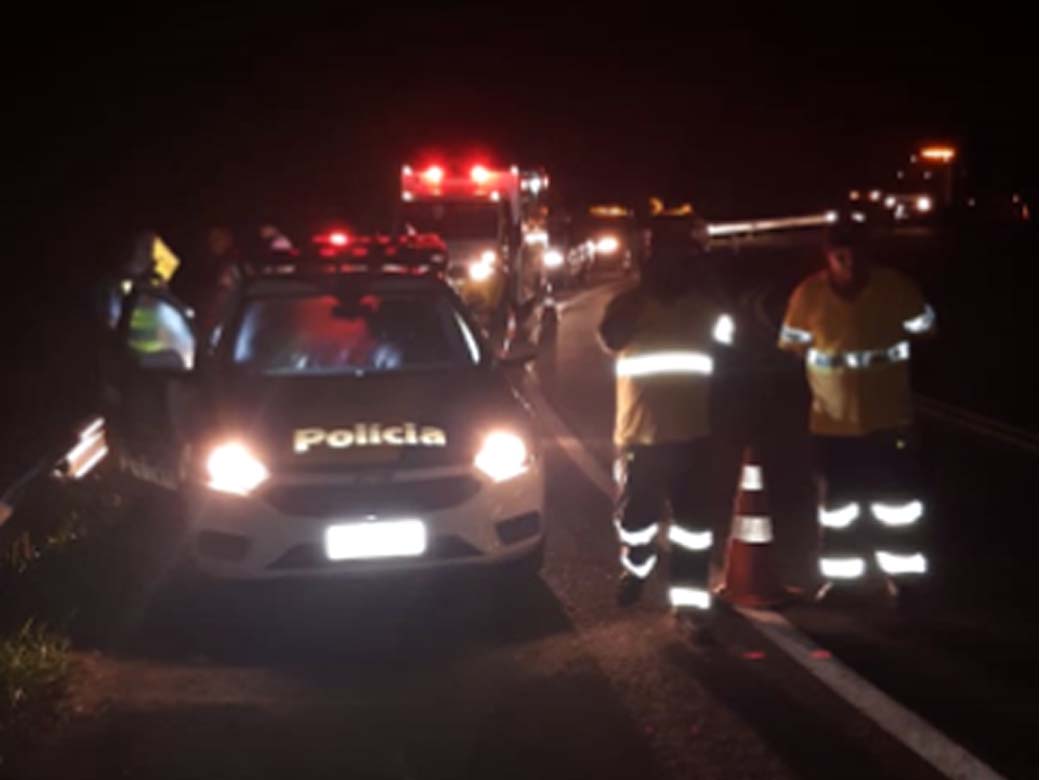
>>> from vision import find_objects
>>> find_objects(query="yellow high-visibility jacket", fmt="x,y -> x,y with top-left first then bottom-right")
603,288 -> 731,446
779,266 -> 936,436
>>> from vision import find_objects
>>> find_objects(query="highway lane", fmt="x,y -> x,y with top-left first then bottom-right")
533,255 -> 1033,779
3,237 -> 1033,779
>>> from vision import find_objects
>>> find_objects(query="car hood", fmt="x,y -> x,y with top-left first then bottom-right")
207,368 -> 531,472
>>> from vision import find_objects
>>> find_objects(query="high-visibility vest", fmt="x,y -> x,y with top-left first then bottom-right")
128,303 -> 165,355
779,266 -> 936,436
614,291 -> 729,446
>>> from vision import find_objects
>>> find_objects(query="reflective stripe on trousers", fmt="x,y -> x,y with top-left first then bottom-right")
613,443 -> 717,607
818,499 -> 926,579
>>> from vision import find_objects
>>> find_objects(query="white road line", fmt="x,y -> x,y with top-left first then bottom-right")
737,608 -> 1006,780
524,373 -> 1007,780
527,383 -> 613,496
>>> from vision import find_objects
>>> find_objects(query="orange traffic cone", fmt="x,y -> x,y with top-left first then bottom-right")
722,447 -> 786,608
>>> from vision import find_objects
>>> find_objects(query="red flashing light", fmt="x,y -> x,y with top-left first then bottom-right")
329,231 -> 349,247
423,166 -> 444,185
471,165 -> 491,184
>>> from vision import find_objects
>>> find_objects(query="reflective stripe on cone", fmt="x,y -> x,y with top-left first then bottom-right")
722,446 -> 786,607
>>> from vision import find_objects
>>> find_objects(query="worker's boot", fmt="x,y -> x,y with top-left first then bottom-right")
616,571 -> 646,607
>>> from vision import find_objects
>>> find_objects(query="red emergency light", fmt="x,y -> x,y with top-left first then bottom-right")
401,162 -> 519,202
313,230 -> 351,247
422,166 -> 445,185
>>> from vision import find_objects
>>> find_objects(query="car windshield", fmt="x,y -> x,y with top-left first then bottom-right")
400,202 -> 501,240
230,291 -> 483,376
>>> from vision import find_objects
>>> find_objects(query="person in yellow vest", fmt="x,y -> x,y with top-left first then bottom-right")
599,233 -> 735,628
778,214 -> 936,601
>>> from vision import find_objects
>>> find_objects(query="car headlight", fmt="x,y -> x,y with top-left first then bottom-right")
544,249 -> 564,269
206,442 -> 270,495
916,196 -> 932,212
596,236 -> 620,254
469,261 -> 494,282
474,431 -> 530,482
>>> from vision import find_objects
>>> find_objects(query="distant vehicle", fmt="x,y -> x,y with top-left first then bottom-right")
100,236 -> 545,580
398,161 -> 543,344
881,192 -> 935,223
569,204 -> 640,274
848,188 -> 934,224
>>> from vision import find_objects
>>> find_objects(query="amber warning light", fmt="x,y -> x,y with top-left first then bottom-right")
920,146 -> 956,163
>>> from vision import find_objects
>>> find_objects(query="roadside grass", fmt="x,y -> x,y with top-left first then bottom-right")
0,619 -> 71,736
0,470 -> 130,747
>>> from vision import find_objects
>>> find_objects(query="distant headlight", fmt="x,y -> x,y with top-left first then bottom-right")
596,236 -> 620,254
206,442 -> 270,495
524,230 -> 549,246
469,261 -> 494,282
544,249 -> 564,268
474,431 -> 530,482
915,196 -> 932,212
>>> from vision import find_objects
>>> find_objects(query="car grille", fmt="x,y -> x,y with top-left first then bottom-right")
260,476 -> 483,517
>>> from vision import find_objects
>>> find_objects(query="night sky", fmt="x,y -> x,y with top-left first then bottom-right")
9,3 -> 1036,263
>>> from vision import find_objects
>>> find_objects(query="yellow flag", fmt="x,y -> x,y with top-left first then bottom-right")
152,236 -> 180,281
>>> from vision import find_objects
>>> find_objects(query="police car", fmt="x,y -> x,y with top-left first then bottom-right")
101,232 -> 545,579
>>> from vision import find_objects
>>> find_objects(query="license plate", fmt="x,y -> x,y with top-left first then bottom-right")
324,520 -> 427,561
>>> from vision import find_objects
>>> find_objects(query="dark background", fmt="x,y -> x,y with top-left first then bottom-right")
10,4 -> 1035,232
2,2 -> 1036,463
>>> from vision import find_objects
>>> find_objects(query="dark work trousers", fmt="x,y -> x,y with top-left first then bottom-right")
614,440 -> 721,610
813,429 -> 927,582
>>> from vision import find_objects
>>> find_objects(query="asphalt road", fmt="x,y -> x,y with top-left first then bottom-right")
4,231 -> 1036,780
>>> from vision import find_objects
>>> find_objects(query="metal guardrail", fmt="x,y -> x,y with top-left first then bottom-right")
707,211 -> 837,238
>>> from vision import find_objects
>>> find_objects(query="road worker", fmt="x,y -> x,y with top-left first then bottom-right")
778,213 -> 936,602
599,231 -> 736,632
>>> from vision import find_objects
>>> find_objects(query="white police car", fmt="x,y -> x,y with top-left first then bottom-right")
102,235 -> 544,579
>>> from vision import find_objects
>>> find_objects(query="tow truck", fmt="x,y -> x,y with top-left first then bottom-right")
98,231 -> 545,580
398,161 -> 543,346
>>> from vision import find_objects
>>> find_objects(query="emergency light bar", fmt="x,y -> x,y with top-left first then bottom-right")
260,233 -> 448,278
401,163 -> 520,202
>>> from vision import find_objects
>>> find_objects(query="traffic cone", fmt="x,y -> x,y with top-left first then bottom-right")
722,447 -> 786,608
